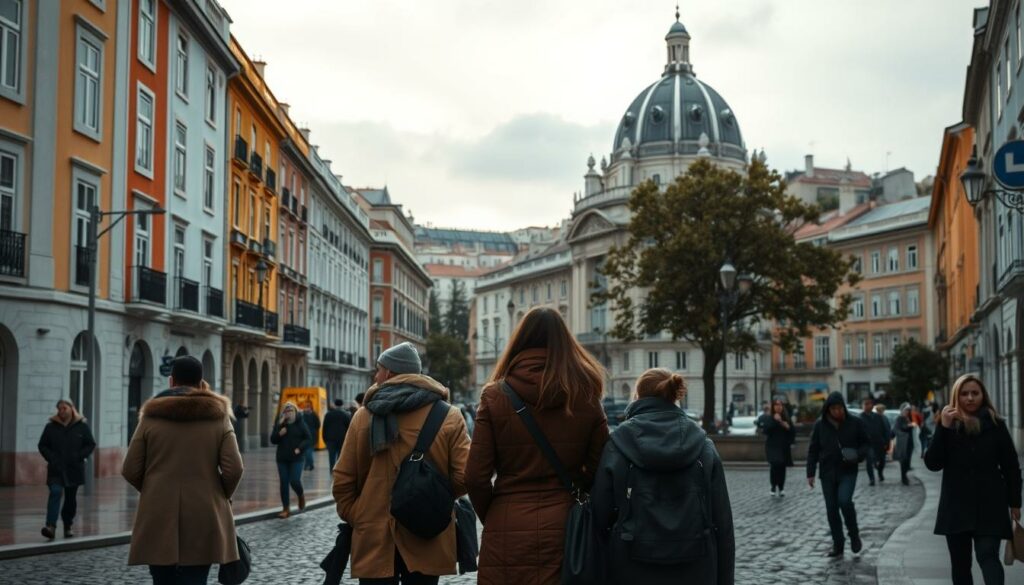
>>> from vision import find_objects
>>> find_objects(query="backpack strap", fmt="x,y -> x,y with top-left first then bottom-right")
500,381 -> 576,493
698,439 -> 716,532
410,401 -> 450,461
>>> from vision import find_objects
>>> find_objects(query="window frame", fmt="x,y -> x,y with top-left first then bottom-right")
0,0 -> 26,103
675,350 -> 687,370
73,24 -> 105,141
204,63 -> 217,127
175,32 -> 189,100
134,83 -> 155,177
907,287 -> 920,315
906,244 -> 918,270
203,144 -> 215,213
70,167 -> 101,291
173,121 -> 187,196
887,247 -> 899,272
0,141 -> 24,234
137,0 -> 156,71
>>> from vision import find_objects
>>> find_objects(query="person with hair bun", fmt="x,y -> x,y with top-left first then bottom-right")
591,368 -> 734,585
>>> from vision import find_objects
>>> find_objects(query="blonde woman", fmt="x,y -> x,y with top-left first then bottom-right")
924,374 -> 1022,585
590,368 -> 734,585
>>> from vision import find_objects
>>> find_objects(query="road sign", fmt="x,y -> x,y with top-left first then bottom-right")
158,355 -> 173,377
993,139 -> 1024,190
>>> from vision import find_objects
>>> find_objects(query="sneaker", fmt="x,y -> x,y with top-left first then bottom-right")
41,525 -> 55,540
63,525 -> 74,538
769,488 -> 777,497
851,535 -> 863,554
827,543 -> 844,557
778,489 -> 785,497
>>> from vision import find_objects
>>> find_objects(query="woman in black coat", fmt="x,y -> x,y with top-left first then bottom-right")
269,401 -> 312,518
924,374 -> 1022,585
761,398 -> 795,497
37,399 -> 96,538
592,369 -> 734,585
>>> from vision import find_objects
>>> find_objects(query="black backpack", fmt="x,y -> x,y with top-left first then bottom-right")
616,441 -> 715,565
390,401 -> 454,539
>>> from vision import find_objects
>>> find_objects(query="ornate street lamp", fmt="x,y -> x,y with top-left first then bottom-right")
255,259 -> 268,329
718,261 -> 752,430
960,148 -> 1024,211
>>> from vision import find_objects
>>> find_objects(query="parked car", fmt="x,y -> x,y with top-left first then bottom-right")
728,415 -> 758,436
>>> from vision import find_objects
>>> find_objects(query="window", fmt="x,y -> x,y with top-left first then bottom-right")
173,224 -> 185,282
138,0 -> 155,68
73,175 -> 98,286
202,237 -> 213,293
205,65 -> 216,124
851,296 -> 864,318
0,148 -> 17,232
175,34 -> 188,98
248,190 -> 256,235
560,279 -> 567,297
135,86 -> 154,173
647,351 -> 659,368
133,202 -> 150,268
622,351 -> 630,372
675,351 -> 687,370
887,247 -> 899,272
888,290 -> 901,316
734,353 -> 744,370
372,259 -> 383,282
996,60 -> 1004,118
74,28 -> 103,139
873,336 -> 884,361
907,245 -> 918,269
907,287 -> 919,315
173,122 -> 187,194
0,0 -> 24,100
891,333 -> 901,356
871,293 -> 882,317
857,336 -> 866,360
851,256 -> 862,274
203,146 -> 215,211
531,285 -> 538,303
794,351 -> 805,368
843,338 -> 852,363
870,250 -> 881,274
814,336 -> 830,368
232,178 -> 240,227
546,283 -> 552,300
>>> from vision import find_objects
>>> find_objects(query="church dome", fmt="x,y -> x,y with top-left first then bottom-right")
611,15 -> 745,163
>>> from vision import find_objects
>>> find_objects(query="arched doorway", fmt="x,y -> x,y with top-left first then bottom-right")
175,345 -> 189,358
202,350 -> 216,392
70,332 -> 99,424
247,358 -> 259,449
127,341 -> 152,442
0,324 -> 19,468
260,361 -> 271,447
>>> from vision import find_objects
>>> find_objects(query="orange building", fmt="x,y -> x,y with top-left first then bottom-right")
930,123 -> 979,377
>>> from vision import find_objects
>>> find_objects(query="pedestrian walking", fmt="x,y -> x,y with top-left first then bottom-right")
873,403 -> 892,480
122,355 -> 243,584
302,402 -> 322,471
271,401 -> 312,518
859,396 -> 887,486
322,399 -> 352,471
806,391 -> 870,557
333,341 -> 470,584
924,374 -> 1022,585
465,307 -> 609,585
762,398 -> 795,496
921,402 -> 938,455
37,398 -> 96,540
591,368 -> 734,585
893,403 -> 915,485
231,402 -> 250,452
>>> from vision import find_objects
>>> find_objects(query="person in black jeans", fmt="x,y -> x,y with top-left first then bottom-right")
321,399 -> 352,470
807,392 -> 870,557
859,397 -> 887,486
761,398 -> 795,496
925,374 -> 1021,585
38,399 -> 96,539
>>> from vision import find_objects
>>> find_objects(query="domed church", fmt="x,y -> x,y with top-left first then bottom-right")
564,12 -> 769,412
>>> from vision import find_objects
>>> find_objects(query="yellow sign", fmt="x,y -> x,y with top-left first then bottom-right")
276,387 -> 327,449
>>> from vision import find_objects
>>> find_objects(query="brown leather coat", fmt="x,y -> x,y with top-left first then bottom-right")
122,387 -> 243,566
465,349 -> 609,585
333,374 -> 470,578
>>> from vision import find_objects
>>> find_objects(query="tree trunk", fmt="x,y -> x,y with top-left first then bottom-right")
701,346 -> 721,434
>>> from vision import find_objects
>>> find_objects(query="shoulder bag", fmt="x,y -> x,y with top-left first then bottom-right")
218,535 -> 251,585
390,401 -> 455,539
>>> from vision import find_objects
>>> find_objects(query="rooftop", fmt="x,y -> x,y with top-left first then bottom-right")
842,196 -> 932,228
422,263 -> 494,278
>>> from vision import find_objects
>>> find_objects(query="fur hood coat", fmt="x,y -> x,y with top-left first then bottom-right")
122,387 -> 244,566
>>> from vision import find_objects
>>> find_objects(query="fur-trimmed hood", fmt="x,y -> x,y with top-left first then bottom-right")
141,387 -> 232,421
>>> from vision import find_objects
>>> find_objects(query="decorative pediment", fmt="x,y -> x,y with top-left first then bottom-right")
568,209 -> 620,242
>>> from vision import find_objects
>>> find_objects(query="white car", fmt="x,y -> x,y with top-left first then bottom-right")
728,415 -> 758,436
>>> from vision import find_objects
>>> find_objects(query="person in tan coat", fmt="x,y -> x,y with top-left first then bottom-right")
122,356 -> 243,584
333,342 -> 470,585
466,307 -> 609,585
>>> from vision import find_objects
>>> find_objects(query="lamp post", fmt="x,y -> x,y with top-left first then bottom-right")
718,261 -> 752,430
255,259 -> 268,330
84,204 -> 164,492
960,148 -> 1024,211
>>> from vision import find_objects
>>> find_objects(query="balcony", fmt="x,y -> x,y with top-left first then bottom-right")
130,266 -> 167,305
358,356 -> 367,369
264,310 -> 278,334
283,324 -> 310,346
263,238 -> 276,259
75,245 -> 90,286
249,153 -> 263,182
247,238 -> 262,255
814,360 -> 832,369
281,188 -> 292,212
265,169 -> 276,193
234,298 -> 263,329
290,196 -> 298,215
0,230 -> 26,278
319,347 -> 336,363
301,205 -> 308,223
205,286 -> 224,318
230,229 -> 247,248
844,357 -> 870,367
233,136 -> 248,167
174,276 -> 200,312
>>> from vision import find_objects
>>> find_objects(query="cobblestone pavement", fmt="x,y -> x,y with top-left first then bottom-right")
0,467 -> 924,585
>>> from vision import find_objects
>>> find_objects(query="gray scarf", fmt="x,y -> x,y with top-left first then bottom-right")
365,384 -> 442,453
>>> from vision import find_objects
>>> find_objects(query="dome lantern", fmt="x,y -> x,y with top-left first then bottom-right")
665,5 -> 692,74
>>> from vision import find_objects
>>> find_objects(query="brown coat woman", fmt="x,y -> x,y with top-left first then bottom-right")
466,307 -> 609,585
122,384 -> 243,567
333,373 -> 470,579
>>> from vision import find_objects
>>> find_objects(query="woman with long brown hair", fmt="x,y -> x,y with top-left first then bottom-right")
925,374 -> 1022,585
465,307 -> 609,585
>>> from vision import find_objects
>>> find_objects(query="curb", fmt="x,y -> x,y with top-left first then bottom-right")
0,496 -> 335,560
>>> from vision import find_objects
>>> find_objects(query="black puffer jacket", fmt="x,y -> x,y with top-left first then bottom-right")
924,410 -> 1022,538
806,392 -> 869,479
302,410 -> 321,447
269,418 -> 312,463
859,410 -> 889,450
38,415 -> 96,487
761,414 -> 795,466
322,408 -> 352,447
591,397 -> 735,585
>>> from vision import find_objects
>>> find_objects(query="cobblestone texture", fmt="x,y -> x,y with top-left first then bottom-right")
0,468 -> 924,585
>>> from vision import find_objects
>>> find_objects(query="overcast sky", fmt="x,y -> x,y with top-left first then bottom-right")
219,0 -> 976,231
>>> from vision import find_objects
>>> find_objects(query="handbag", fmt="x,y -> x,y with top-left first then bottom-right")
455,496 -> 479,574
218,535 -> 251,585
1005,520 -> 1024,565
501,382 -> 605,585
390,401 -> 455,539
838,439 -> 861,466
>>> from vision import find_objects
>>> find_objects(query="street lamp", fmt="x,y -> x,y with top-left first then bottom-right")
255,258 -> 268,330
960,149 -> 1024,211
719,260 -> 752,429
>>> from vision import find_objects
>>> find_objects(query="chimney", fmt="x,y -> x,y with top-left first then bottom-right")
299,127 -> 311,142
253,59 -> 266,77
805,154 -> 814,178
279,102 -> 290,116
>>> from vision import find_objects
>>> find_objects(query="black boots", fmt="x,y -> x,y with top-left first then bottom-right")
851,534 -> 863,554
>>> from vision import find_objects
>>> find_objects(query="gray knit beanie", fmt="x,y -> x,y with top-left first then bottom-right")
377,342 -> 422,375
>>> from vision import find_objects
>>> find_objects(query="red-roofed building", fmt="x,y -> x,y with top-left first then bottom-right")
786,155 -> 873,213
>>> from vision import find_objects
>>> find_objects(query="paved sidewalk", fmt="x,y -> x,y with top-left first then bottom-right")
877,465 -> 1024,584
0,448 -> 335,555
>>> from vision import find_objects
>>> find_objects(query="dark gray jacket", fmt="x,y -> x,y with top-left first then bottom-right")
806,393 -> 870,479
591,397 -> 735,585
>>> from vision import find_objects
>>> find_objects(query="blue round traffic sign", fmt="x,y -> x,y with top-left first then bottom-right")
993,139 -> 1024,190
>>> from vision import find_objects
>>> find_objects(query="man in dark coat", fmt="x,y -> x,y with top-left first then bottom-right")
859,396 -> 887,486
301,403 -> 321,471
807,392 -> 870,557
232,402 -> 250,452
38,399 -> 96,539
321,399 -> 352,470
